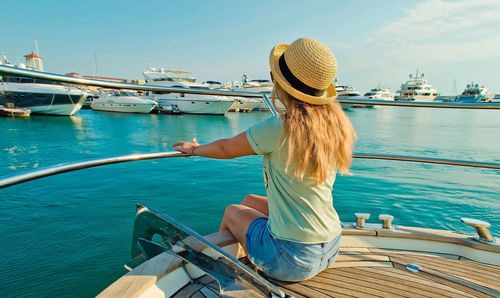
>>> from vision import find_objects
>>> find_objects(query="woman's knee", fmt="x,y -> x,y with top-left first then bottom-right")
223,204 -> 241,219
241,194 -> 261,205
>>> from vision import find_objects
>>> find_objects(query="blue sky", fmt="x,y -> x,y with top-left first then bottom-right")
2,0 -> 499,94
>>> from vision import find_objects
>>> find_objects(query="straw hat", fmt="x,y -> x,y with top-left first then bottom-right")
269,38 -> 337,105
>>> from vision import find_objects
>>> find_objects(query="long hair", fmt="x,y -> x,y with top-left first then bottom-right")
273,85 -> 356,184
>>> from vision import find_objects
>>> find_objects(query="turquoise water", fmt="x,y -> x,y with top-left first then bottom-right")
0,108 -> 499,297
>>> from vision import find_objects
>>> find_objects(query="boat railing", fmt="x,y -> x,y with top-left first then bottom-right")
0,151 -> 498,190
2,65 -> 500,109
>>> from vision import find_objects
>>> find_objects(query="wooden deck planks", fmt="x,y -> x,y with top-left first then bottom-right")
390,255 -> 500,290
320,268 -> 466,298
302,278 -> 385,297
391,262 -> 495,298
394,253 -> 500,279
353,267 -> 476,298
175,250 -> 499,298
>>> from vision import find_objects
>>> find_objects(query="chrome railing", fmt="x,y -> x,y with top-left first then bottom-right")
1,152 -> 498,189
2,65 -> 500,109
0,65 -> 262,98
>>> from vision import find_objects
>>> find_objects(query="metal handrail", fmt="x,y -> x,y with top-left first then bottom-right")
2,65 -> 500,109
0,65 -> 262,98
0,152 -> 498,189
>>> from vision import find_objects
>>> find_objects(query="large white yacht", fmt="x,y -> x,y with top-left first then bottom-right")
336,85 -> 362,97
91,90 -> 157,114
364,86 -> 395,100
143,67 -> 234,115
395,70 -> 438,102
233,74 -> 284,111
0,53 -> 86,116
336,84 -> 369,108
455,82 -> 495,103
203,80 -> 259,112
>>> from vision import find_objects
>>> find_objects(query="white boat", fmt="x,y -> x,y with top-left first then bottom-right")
395,70 -> 438,102
143,67 -> 234,115
228,97 -> 260,112
203,80 -> 259,112
364,86 -> 395,100
336,85 -> 372,108
336,85 -> 362,97
0,74 -> 86,116
455,82 -> 495,103
100,204 -> 500,298
0,54 -> 86,116
91,90 -> 157,114
233,74 -> 284,111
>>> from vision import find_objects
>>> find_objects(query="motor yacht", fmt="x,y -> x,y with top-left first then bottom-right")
364,86 -> 395,100
0,73 -> 86,116
91,90 -> 157,114
0,52 -> 86,116
336,85 -> 362,97
233,74 -> 284,111
143,67 -> 234,115
203,80 -> 259,112
395,70 -> 438,102
455,82 -> 495,103
336,84 -> 371,108
99,204 -> 499,298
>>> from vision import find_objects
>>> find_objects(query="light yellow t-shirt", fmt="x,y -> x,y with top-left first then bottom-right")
246,116 -> 342,244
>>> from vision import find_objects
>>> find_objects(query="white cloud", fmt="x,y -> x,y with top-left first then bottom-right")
373,0 -> 500,44
344,0 -> 500,93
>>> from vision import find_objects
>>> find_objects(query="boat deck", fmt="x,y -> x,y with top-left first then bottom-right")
173,248 -> 500,298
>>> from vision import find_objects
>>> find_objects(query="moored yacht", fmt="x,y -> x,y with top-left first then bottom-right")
395,70 -> 438,102
455,82 -> 495,103
336,84 -> 362,97
143,67 -> 234,115
364,86 -> 395,100
0,50 -> 86,116
336,84 -> 371,108
228,97 -> 260,112
203,80 -> 259,112
233,73 -> 284,110
0,73 -> 86,116
91,90 -> 157,114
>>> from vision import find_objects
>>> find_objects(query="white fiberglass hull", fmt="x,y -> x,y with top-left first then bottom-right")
229,98 -> 259,112
395,95 -> 437,102
29,102 -> 85,115
155,96 -> 234,115
91,96 -> 156,114
0,82 -> 86,116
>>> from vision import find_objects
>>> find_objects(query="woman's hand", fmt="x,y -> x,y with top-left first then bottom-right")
173,138 -> 200,155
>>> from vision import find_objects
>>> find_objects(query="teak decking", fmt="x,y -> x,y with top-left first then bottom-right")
173,248 -> 500,298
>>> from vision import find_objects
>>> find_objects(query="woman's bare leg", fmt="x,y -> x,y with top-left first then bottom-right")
219,204 -> 266,251
240,194 -> 268,216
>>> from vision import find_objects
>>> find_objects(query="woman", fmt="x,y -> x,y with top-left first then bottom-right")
173,38 -> 356,282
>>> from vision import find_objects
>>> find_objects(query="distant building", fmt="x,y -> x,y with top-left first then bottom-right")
24,52 -> 44,71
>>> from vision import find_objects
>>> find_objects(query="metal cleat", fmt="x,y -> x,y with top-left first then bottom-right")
354,213 -> 370,228
379,214 -> 394,229
461,218 -> 496,243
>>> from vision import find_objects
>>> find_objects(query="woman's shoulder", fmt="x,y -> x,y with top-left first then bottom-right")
246,117 -> 283,155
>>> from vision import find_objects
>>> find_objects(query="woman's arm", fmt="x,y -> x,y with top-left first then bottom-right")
173,132 -> 256,159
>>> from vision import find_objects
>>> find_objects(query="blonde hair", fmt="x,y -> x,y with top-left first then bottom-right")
273,85 -> 356,184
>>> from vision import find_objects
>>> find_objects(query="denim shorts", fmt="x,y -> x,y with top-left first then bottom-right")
245,217 -> 341,282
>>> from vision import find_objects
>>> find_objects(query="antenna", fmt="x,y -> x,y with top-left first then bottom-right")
34,39 -> 40,57
94,53 -> 98,77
